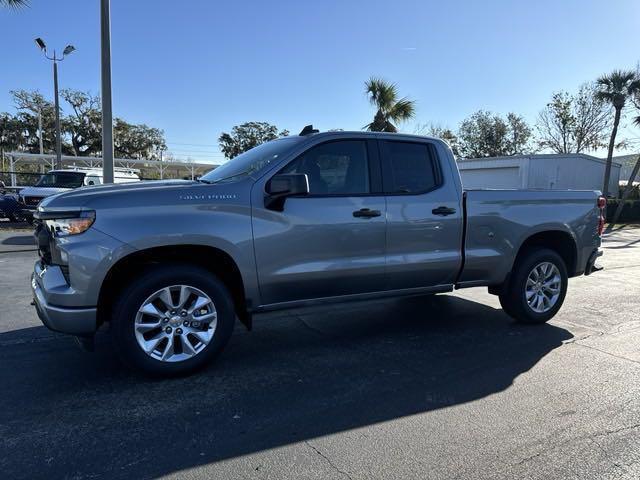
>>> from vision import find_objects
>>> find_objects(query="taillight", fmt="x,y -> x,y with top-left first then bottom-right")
597,196 -> 606,236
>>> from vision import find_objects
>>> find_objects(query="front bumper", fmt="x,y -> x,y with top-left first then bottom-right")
31,269 -> 97,336
15,207 -> 35,221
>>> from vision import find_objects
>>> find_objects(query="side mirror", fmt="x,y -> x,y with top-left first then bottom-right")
265,173 -> 309,211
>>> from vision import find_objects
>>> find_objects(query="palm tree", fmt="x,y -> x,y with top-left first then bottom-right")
595,70 -> 640,196
0,0 -> 28,7
364,77 -> 415,132
611,113 -> 640,225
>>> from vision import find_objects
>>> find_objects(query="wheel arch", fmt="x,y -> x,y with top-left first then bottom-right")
514,229 -> 578,277
97,245 -> 252,330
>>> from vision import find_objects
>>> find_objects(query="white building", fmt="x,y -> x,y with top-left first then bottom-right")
612,154 -> 639,183
457,154 -> 621,193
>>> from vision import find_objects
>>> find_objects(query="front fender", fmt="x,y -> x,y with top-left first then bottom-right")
92,202 -> 260,307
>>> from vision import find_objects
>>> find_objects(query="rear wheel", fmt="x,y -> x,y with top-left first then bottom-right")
111,264 -> 235,376
499,248 -> 568,324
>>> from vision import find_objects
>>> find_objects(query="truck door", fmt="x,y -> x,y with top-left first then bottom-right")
251,138 -> 387,305
379,139 -> 463,290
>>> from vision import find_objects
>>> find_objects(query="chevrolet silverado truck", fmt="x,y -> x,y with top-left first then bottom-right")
31,128 -> 605,376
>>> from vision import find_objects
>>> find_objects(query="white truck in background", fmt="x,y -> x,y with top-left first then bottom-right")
17,167 -> 140,219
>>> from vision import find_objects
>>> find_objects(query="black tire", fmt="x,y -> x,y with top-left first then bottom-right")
499,248 -> 568,324
7,212 -> 24,223
111,264 -> 235,377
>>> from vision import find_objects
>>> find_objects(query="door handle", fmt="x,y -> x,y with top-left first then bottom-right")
432,206 -> 456,216
353,208 -> 382,218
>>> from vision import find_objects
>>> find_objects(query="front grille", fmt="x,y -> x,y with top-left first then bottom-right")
24,196 -> 42,207
34,221 -> 52,264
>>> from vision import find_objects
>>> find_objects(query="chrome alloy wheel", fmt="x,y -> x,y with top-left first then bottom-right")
525,262 -> 562,314
134,285 -> 217,362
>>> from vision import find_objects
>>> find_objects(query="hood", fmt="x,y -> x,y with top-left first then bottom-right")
18,186 -> 72,198
38,179 -> 211,210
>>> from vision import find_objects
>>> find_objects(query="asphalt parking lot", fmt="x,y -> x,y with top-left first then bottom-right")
0,224 -> 639,480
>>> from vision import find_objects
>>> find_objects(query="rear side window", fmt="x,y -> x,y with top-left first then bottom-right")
382,141 -> 440,194
281,140 -> 370,195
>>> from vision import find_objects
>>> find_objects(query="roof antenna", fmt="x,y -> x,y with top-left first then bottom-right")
299,125 -> 319,136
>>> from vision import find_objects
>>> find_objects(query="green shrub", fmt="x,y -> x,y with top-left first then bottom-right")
606,199 -> 640,223
617,184 -> 640,200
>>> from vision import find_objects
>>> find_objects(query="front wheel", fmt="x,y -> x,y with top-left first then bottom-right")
8,213 -> 26,223
111,264 -> 235,376
499,248 -> 568,324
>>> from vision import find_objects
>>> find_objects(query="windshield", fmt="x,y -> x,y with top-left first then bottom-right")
200,137 -> 303,183
35,172 -> 86,189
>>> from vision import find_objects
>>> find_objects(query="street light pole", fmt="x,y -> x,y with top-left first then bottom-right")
34,38 -> 75,171
53,59 -> 62,169
100,0 -> 114,184
37,106 -> 44,173
37,106 -> 44,154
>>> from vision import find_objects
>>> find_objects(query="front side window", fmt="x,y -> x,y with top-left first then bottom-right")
383,141 -> 440,194
281,140 -> 370,195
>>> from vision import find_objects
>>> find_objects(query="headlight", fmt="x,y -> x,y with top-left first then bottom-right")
44,211 -> 95,237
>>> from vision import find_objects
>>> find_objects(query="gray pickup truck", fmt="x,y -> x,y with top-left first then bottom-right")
32,128 -> 605,376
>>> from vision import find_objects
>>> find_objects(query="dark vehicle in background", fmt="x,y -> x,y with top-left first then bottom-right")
0,193 -> 24,222
0,181 -> 25,222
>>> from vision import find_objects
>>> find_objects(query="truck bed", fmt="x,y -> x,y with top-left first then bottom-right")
458,189 -> 601,287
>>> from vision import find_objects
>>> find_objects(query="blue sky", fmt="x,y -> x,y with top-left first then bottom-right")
1,0 -> 639,163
